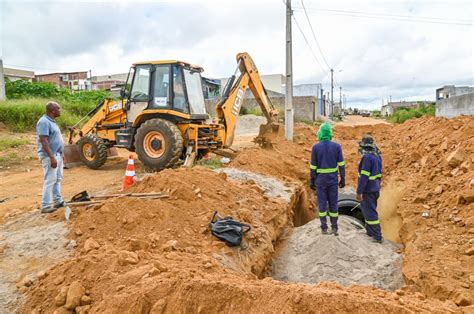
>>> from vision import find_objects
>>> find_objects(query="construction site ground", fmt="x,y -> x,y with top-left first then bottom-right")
0,115 -> 473,313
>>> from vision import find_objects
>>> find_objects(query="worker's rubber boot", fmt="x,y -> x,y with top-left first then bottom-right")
321,229 -> 329,235
332,228 -> 339,236
370,237 -> 383,244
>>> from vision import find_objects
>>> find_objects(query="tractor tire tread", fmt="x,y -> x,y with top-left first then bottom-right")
77,134 -> 108,169
135,118 -> 183,172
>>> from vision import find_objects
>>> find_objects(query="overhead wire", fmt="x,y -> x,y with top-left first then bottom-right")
300,0 -> 332,71
292,14 -> 330,79
292,7 -> 473,26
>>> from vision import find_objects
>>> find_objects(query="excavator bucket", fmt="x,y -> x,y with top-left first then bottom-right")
63,144 -> 119,168
254,122 -> 283,148
63,144 -> 82,166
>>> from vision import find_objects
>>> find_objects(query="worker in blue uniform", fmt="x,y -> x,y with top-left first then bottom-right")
356,135 -> 383,243
309,123 -> 345,236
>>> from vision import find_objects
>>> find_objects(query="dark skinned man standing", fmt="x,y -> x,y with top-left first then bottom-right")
37,101 -> 65,213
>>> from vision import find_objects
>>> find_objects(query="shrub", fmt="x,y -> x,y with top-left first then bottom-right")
389,105 -> 435,124
61,90 -> 111,116
5,80 -> 60,99
240,105 -> 263,116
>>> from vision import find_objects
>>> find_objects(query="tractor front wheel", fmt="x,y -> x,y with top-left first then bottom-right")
134,118 -> 183,172
77,134 -> 108,169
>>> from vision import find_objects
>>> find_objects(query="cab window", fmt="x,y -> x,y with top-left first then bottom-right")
151,65 -> 170,108
130,65 -> 150,101
172,65 -> 188,113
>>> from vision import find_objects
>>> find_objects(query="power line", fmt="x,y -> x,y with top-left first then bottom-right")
295,7 -> 474,23
292,7 -> 473,26
292,14 -> 329,78
300,0 -> 332,71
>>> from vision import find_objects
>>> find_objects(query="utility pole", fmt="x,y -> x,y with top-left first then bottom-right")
285,0 -> 294,140
320,88 -> 324,116
339,86 -> 342,109
330,68 -> 334,116
0,59 -> 6,100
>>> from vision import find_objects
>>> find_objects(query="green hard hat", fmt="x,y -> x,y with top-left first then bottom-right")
317,122 -> 332,141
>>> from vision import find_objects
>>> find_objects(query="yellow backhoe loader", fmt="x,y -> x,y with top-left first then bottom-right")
64,52 -> 280,171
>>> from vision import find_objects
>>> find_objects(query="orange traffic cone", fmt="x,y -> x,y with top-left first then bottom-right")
121,154 -> 136,191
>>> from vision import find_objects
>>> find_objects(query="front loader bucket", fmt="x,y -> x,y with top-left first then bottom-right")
63,144 -> 82,166
63,144 -> 119,168
254,122 -> 283,148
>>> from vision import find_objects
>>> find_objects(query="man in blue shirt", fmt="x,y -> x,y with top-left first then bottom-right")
310,123 -> 345,235
356,135 -> 383,243
36,101 -> 65,213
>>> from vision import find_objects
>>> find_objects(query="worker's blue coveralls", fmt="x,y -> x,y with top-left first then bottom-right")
310,142 -> 345,231
357,153 -> 383,241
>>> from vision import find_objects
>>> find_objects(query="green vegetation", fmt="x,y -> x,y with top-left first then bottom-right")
5,80 -> 62,99
371,110 -> 381,118
297,118 -> 324,127
240,105 -> 263,116
0,152 -> 18,166
389,105 -> 435,124
196,156 -> 224,169
0,80 -> 112,131
0,138 -> 30,151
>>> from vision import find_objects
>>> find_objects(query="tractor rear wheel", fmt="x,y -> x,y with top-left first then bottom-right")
77,134 -> 108,169
134,118 -> 183,172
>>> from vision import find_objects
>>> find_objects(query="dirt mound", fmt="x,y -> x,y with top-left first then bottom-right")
19,166 -> 453,313
380,116 -> 474,305
20,167 -> 295,312
16,116 -> 474,312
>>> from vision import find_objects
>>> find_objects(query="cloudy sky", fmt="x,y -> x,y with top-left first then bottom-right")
1,0 -> 473,109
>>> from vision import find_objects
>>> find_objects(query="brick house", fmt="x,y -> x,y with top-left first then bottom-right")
35,71 -> 90,90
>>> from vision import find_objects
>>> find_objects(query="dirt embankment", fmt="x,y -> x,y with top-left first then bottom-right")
19,167 -> 452,313
16,116 -> 474,312
381,116 -> 474,306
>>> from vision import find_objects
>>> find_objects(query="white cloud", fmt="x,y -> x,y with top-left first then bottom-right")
1,0 -> 473,109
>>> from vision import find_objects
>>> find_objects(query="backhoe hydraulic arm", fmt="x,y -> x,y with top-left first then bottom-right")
215,52 -> 280,147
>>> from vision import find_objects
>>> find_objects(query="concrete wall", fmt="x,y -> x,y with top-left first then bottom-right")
436,93 -> 474,118
206,96 -> 320,121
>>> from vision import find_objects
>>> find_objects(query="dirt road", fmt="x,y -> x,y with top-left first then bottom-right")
336,115 -> 390,126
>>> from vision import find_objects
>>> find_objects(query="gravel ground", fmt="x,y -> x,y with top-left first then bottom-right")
0,210 -> 72,313
272,215 -> 404,291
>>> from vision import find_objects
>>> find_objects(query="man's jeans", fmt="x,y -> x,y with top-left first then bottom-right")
40,153 -> 64,209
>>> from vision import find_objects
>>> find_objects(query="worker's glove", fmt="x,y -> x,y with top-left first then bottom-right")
338,180 -> 345,189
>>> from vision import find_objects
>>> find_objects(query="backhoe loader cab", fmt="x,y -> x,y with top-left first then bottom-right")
123,61 -> 208,121
66,52 -> 280,172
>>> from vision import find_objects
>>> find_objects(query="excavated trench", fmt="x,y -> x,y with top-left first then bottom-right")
219,168 -> 404,291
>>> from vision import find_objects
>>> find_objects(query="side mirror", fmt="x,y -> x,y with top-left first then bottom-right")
120,89 -> 126,99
